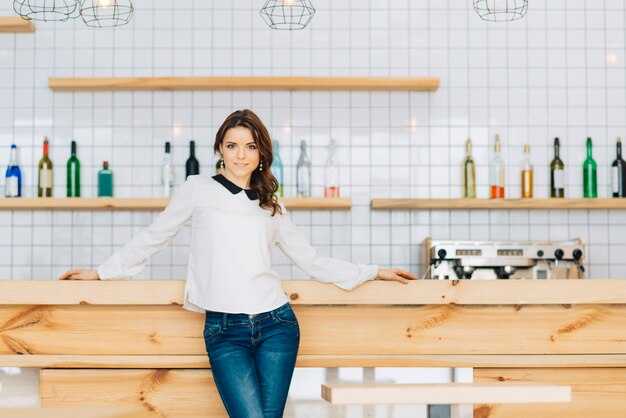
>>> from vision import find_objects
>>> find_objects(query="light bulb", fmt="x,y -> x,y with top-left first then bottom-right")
97,0 -> 113,9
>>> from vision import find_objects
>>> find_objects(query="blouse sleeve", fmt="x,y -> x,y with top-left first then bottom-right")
274,205 -> 379,290
96,176 -> 196,280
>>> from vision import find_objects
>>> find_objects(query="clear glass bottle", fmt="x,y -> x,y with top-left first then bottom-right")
489,134 -> 505,199
271,140 -> 284,197
98,161 -> 113,197
296,140 -> 312,198
324,139 -> 340,198
550,137 -> 565,198
521,143 -> 533,198
38,136 -> 53,197
5,144 -> 22,198
67,140 -> 80,197
583,137 -> 597,198
162,141 -> 174,197
462,138 -> 476,198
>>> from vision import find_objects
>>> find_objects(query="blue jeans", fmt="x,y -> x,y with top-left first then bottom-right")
204,302 -> 300,418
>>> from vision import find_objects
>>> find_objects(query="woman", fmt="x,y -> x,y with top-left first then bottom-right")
60,109 -> 417,418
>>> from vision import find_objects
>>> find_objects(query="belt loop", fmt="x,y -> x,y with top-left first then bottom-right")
222,313 -> 228,328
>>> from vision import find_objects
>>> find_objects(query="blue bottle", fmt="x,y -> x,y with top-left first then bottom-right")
5,144 -> 22,197
271,140 -> 284,197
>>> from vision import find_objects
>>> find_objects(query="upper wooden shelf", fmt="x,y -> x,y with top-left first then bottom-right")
48,76 -> 440,92
371,198 -> 626,210
0,16 -> 35,33
0,197 -> 351,211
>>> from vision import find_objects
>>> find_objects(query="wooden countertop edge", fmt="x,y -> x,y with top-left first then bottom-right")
1,354 -> 625,368
1,279 -> 626,305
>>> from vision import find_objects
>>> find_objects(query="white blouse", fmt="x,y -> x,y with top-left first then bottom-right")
97,174 -> 379,314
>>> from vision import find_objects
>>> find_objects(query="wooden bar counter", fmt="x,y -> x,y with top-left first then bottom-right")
1,280 -> 626,417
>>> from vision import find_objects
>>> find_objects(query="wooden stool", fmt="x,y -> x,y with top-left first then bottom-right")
0,405 -> 152,418
321,382 -> 571,418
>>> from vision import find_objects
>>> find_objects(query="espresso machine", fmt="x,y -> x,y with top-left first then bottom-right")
425,238 -> 585,280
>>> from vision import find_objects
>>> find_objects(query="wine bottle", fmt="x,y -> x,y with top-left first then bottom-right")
296,140 -> 312,198
521,144 -> 533,198
98,161 -> 113,197
462,138 -> 476,198
489,134 -> 505,199
324,139 -> 340,198
271,140 -> 284,197
4,144 -> 22,198
38,136 -> 53,197
612,137 -> 626,198
162,142 -> 174,197
67,140 -> 80,197
550,137 -> 565,198
583,137 -> 597,198
185,140 -> 200,178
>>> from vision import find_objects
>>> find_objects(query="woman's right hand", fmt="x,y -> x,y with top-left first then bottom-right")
58,269 -> 100,280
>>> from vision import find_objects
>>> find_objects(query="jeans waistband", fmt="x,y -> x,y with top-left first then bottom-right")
205,302 -> 291,324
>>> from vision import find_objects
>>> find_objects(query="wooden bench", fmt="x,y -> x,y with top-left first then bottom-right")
0,406 -> 152,418
322,382 -> 572,418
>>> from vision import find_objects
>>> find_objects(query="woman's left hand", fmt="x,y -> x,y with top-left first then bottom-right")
375,268 -> 418,284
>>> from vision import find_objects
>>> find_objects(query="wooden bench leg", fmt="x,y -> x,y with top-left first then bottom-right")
427,404 -> 451,418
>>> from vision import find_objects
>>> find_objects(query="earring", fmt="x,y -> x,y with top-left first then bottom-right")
259,160 -> 263,171
220,159 -> 225,169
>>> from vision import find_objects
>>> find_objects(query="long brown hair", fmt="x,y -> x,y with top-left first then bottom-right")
214,109 -> 282,216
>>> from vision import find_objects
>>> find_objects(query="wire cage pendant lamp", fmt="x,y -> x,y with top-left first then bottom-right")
260,0 -> 316,30
13,0 -> 79,22
80,0 -> 134,28
473,0 -> 528,22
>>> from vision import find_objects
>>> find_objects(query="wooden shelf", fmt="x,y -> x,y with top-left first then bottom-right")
2,353 -> 625,369
48,76 -> 440,92
0,197 -> 351,211
371,198 -> 626,210
0,16 -> 35,33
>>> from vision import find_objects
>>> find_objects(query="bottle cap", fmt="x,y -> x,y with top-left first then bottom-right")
618,137 -> 622,144
494,135 -> 501,153
524,143 -> 530,153
466,138 -> 472,152
103,161 -> 109,168
11,144 -> 16,149
165,142 -> 171,153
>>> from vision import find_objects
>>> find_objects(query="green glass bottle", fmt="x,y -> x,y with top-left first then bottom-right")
67,140 -> 80,197
98,161 -> 113,197
583,137 -> 597,198
550,137 -> 565,198
462,138 -> 476,198
38,136 -> 53,197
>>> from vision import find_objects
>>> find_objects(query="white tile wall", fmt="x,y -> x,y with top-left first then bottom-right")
0,2 -> 625,277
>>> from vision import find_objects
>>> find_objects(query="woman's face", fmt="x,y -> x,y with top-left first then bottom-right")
219,126 -> 261,180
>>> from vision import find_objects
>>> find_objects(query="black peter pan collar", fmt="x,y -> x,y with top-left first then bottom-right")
212,174 -> 258,200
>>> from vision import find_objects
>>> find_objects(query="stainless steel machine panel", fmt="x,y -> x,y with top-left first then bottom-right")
425,238 -> 585,280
